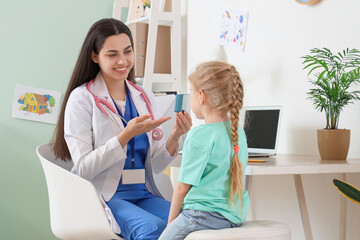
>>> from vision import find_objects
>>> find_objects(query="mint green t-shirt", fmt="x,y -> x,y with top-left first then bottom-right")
178,121 -> 249,224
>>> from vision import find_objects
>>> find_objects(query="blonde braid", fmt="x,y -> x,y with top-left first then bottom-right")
228,65 -> 244,205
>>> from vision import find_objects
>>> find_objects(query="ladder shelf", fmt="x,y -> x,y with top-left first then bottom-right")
126,0 -> 181,92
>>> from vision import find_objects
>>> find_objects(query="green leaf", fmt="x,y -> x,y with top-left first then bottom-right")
333,179 -> 360,205
306,65 -> 323,76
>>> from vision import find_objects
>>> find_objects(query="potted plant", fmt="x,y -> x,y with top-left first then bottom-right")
301,48 -> 360,160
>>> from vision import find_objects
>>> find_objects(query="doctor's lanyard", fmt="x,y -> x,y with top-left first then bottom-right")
111,87 -> 136,169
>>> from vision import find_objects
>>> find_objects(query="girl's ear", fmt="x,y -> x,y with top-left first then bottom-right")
198,90 -> 206,105
91,51 -> 98,63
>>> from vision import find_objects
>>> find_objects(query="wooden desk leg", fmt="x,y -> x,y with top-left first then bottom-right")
339,173 -> 347,240
245,175 -> 254,220
294,174 -> 313,240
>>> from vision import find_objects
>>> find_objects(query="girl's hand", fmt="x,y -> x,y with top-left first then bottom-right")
171,111 -> 192,138
117,113 -> 171,147
166,111 -> 192,156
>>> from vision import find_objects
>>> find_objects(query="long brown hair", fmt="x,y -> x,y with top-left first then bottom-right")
51,18 -> 136,161
188,61 -> 244,204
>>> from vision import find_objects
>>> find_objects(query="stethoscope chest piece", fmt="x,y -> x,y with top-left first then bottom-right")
152,128 -> 164,141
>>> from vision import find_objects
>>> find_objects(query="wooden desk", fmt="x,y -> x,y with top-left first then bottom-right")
246,154 -> 360,240
170,154 -> 360,240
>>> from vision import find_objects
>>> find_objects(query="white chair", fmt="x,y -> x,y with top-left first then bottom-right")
170,167 -> 292,240
36,143 -> 174,240
184,220 -> 292,240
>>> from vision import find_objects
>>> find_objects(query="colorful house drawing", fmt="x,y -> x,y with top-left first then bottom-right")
22,93 -> 49,115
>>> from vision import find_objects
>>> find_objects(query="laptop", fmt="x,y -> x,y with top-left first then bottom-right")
241,105 -> 282,157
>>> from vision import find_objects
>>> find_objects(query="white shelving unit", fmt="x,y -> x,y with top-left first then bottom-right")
142,0 -> 181,91
115,0 -> 182,92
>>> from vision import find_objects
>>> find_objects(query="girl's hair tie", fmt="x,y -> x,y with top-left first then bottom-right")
234,145 -> 239,153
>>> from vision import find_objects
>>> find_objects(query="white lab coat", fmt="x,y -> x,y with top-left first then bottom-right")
64,71 -> 176,202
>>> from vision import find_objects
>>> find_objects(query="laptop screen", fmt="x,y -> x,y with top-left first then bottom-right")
242,106 -> 282,155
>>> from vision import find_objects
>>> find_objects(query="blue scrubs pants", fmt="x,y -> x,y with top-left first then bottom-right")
107,193 -> 170,240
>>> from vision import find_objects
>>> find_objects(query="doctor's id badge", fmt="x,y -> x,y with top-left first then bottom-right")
122,169 -> 145,184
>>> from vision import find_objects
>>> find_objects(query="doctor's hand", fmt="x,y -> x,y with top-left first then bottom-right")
117,114 -> 171,147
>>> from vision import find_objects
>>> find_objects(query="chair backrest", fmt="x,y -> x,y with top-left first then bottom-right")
153,170 -> 173,201
36,144 -> 122,240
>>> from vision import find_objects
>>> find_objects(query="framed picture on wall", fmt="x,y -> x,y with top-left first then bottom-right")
127,0 -> 151,22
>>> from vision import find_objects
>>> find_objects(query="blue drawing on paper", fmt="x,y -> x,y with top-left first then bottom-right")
219,9 -> 248,51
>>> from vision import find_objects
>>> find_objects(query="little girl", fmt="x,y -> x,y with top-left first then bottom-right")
159,61 -> 249,240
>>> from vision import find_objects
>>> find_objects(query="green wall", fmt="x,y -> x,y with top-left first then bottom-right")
0,0 -> 114,239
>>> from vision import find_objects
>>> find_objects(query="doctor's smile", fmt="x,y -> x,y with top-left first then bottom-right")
115,67 -> 128,73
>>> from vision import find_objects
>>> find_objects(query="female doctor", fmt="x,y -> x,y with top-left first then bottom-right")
52,18 -> 192,240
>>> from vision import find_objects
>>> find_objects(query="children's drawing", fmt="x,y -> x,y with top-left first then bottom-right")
127,0 -> 151,22
219,9 -> 248,51
12,84 -> 61,124
17,93 -> 54,114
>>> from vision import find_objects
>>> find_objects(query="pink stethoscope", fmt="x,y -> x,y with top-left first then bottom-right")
86,79 -> 164,141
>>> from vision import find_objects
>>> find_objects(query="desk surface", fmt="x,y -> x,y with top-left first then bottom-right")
171,154 -> 360,176
246,154 -> 360,175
